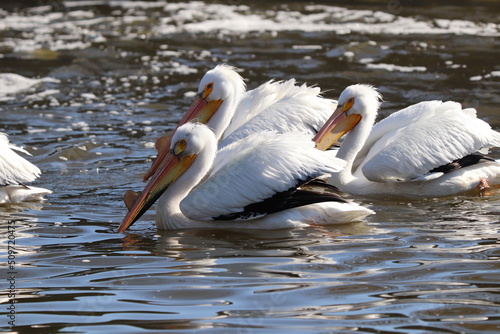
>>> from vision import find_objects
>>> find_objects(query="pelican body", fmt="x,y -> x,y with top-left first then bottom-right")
143,64 -> 335,181
314,84 -> 500,197
119,123 -> 374,231
0,132 -> 51,203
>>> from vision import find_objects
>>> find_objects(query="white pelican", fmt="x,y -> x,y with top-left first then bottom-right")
119,123 -> 374,232
314,84 -> 500,197
142,64 -> 335,181
0,132 -> 51,203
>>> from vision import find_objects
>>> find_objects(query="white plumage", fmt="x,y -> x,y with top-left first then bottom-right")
181,130 -> 344,220
143,63 -> 336,183
219,80 -> 335,149
0,132 -> 51,203
315,84 -> 500,197
181,64 -> 336,148
119,123 -> 374,232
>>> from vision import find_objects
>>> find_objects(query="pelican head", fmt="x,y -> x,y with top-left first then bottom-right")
314,84 -> 381,150
143,64 -> 245,181
338,84 -> 381,117
119,123 -> 215,232
185,64 -> 245,129
198,64 -> 245,103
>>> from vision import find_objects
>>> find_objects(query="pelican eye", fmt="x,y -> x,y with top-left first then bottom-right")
342,97 -> 355,112
174,138 -> 188,156
202,82 -> 214,98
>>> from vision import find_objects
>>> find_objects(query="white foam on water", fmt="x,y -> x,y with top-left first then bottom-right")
108,1 -> 167,9
0,2 -> 497,58
470,70 -> 500,81
153,2 -> 500,36
366,63 -> 427,73
23,89 -> 60,103
0,73 -> 60,96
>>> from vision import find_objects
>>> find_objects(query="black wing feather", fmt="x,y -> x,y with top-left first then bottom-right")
214,178 -> 347,221
429,153 -> 496,174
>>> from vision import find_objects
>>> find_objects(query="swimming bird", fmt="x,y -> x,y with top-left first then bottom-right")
142,64 -> 336,181
0,132 -> 51,203
119,123 -> 373,232
314,84 -> 500,197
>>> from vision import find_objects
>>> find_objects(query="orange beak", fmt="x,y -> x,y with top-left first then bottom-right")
142,88 -> 222,182
313,99 -> 361,151
118,148 -> 197,232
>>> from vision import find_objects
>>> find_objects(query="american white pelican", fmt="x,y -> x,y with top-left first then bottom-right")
119,123 -> 374,232
314,84 -> 500,197
0,132 -> 51,203
143,64 -> 335,181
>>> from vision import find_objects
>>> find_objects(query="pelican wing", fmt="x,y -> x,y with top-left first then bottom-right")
223,79 -> 296,138
220,82 -> 335,149
180,131 -> 345,221
353,100 -> 442,170
0,133 -> 41,185
361,101 -> 500,182
213,179 -> 347,220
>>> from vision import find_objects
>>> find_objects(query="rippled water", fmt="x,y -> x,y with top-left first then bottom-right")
1,1 -> 500,333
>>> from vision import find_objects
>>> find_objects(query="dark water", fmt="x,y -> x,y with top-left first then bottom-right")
1,1 -> 499,333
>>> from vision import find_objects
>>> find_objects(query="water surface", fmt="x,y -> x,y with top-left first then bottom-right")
1,1 -> 499,333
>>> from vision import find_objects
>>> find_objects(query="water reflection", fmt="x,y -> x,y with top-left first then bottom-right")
3,206 -> 500,332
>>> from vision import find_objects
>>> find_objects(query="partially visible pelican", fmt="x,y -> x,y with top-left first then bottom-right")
0,132 -> 51,203
119,123 -> 373,232
314,84 -> 500,197
143,64 -> 335,181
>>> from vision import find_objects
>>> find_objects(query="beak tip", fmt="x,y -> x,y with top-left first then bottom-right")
118,219 -> 132,233
117,220 -> 127,233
